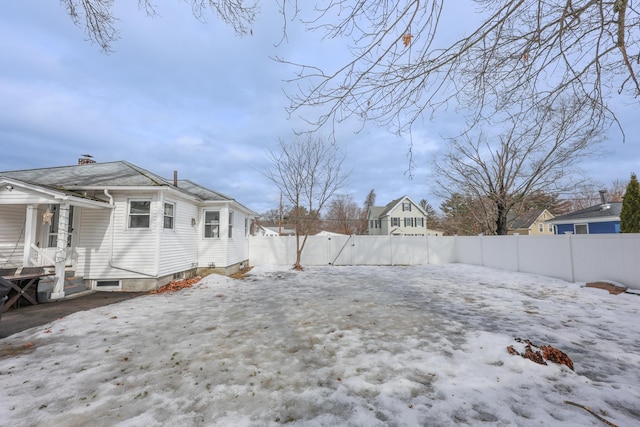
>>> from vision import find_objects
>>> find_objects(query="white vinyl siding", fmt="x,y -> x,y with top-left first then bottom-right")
227,210 -> 249,265
158,199 -> 199,277
74,207 -> 111,278
0,205 -> 26,267
112,193 -> 157,276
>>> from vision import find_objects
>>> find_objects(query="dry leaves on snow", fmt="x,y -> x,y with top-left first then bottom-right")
150,277 -> 201,294
507,338 -> 574,370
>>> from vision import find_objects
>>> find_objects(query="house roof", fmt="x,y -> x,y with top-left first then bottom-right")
547,202 -> 622,223
0,161 -> 167,188
176,180 -> 233,202
371,195 -> 428,218
507,209 -> 549,230
0,161 -> 258,215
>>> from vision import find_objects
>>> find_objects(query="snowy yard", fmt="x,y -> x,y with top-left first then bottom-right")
1,264 -> 639,426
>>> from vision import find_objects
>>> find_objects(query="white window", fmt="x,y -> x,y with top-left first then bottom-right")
228,211 -> 234,238
245,217 -> 249,236
164,202 -> 175,229
538,223 -> 544,233
204,210 -> 220,238
129,200 -> 151,228
391,217 -> 400,227
402,202 -> 411,212
575,224 -> 588,234
374,219 -> 380,228
415,217 -> 424,227
404,217 -> 415,227
548,224 -> 553,233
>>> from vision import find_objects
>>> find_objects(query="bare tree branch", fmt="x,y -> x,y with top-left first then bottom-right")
279,1 -> 638,141
432,95 -> 603,234
60,0 -> 258,52
264,134 -> 349,269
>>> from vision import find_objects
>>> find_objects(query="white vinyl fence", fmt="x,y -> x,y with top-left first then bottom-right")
249,234 -> 640,289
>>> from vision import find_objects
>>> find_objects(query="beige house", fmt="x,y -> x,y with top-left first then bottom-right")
367,196 -> 436,236
506,209 -> 555,235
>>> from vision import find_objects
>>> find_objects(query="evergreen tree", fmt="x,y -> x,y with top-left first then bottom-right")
620,173 -> 640,233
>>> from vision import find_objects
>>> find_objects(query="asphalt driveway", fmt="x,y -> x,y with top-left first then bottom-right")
0,291 -> 146,338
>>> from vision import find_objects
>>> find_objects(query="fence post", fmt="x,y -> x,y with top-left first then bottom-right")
515,234 -> 520,272
568,234 -> 575,283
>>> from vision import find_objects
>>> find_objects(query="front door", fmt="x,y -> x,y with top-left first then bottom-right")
42,205 -> 76,266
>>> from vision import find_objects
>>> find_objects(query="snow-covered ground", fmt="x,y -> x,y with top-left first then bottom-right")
1,264 -> 639,426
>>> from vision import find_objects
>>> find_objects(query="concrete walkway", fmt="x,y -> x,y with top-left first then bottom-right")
0,291 -> 146,339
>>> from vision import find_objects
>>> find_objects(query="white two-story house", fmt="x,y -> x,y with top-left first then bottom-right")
367,196 -> 430,236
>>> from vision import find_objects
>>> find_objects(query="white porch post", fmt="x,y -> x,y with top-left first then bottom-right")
22,204 -> 38,267
51,202 -> 70,299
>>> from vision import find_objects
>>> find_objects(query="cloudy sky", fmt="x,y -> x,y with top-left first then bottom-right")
1,2 -> 638,214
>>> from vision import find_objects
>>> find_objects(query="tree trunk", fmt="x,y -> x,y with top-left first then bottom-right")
495,202 -> 509,235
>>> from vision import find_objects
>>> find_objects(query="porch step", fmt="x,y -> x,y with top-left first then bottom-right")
37,272 -> 88,302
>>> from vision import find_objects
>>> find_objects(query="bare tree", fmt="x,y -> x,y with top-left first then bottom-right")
60,0 -> 258,52
325,194 -> 362,235
62,2 -> 638,144
419,198 -> 441,230
358,189 -> 376,234
433,97 -> 602,235
282,1 -> 637,142
264,135 -> 349,270
439,193 -> 490,236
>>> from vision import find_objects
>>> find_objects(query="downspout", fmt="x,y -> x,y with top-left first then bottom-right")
104,189 -> 156,277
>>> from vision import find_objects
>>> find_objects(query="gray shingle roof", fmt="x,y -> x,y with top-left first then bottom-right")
0,161 -> 258,215
549,202 -> 622,222
507,209 -> 545,229
0,161 -> 167,188
176,180 -> 231,202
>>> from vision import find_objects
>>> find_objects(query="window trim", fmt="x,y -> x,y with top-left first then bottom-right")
228,211 -> 234,238
574,223 -> 589,234
163,201 -> 175,230
402,202 -> 411,212
204,210 -> 221,238
128,199 -> 151,229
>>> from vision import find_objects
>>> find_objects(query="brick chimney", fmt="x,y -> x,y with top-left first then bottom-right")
78,154 -> 96,165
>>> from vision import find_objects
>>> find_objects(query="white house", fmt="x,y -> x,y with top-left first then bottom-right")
0,160 -> 257,296
367,196 -> 433,236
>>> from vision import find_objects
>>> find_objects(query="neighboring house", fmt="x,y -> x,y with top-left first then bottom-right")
507,209 -> 555,235
315,230 -> 348,237
256,225 -> 280,237
368,196 -> 431,236
546,201 -> 622,234
0,160 -> 257,297
255,225 -> 296,236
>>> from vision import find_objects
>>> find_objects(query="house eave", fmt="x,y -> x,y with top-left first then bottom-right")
547,216 -> 620,225
0,177 -> 112,209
